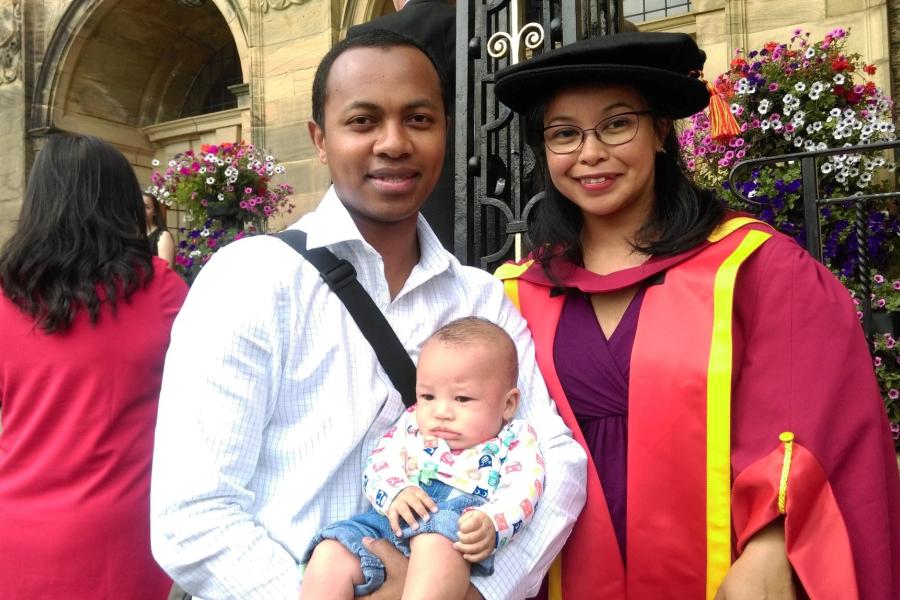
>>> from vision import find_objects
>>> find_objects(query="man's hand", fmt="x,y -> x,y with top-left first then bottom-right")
715,519 -> 796,600
386,486 -> 437,536
358,538 -> 408,600
453,510 -> 495,563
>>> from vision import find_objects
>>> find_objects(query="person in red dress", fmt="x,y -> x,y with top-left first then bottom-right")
0,133 -> 188,598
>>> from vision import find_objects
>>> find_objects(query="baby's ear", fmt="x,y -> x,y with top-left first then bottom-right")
502,388 -> 520,421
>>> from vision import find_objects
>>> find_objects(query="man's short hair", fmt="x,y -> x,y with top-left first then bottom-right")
426,317 -> 519,388
311,29 -> 450,129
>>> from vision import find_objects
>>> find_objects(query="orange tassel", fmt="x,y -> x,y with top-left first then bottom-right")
706,82 -> 741,141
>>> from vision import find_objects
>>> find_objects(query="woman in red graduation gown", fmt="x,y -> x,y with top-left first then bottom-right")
0,134 -> 187,598
494,32 -> 900,599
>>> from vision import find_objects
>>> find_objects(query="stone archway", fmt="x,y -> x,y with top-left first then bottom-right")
27,0 -> 251,184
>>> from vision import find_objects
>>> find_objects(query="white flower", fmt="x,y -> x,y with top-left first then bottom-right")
758,99 -> 771,114
275,165 -> 286,174
748,190 -> 758,199
151,159 -> 160,167
266,155 -> 274,163
216,159 -> 224,166
812,122 -> 823,132
830,108 -> 842,118
816,142 -> 828,151
168,160 -> 177,168
860,172 -> 873,183
730,103 -> 741,114
820,163 -> 833,174
189,250 -> 201,258
205,177 -> 215,185
206,153 -> 216,162
843,108 -> 855,119
217,193 -> 225,201
199,166 -> 206,174
225,157 -> 233,164
163,191 -> 170,197
809,91 -> 821,101
200,228 -> 211,237
761,120 -> 771,131
805,47 -> 815,59
810,82 -> 825,94
794,82 -> 807,93
794,137 -> 805,147
835,172 -> 847,184
833,73 -> 845,85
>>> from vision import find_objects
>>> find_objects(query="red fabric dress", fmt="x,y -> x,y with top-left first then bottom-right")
0,258 -> 187,598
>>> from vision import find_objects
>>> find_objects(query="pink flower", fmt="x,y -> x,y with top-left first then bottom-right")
239,200 -> 249,209
244,187 -> 253,195
874,356 -> 883,367
890,389 -> 899,400
892,281 -> 900,290
877,298 -> 887,308
874,274 -> 885,283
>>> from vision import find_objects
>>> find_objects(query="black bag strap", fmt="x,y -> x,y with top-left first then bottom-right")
273,229 -> 417,407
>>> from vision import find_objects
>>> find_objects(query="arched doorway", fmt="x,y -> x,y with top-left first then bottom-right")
28,0 -> 250,233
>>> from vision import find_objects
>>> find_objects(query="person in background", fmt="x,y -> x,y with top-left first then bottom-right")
494,32 -> 900,599
150,30 -> 585,600
144,191 -> 175,268
0,133 -> 188,598
348,0 -> 456,251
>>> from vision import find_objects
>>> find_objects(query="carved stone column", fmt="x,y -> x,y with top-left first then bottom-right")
0,0 -> 24,244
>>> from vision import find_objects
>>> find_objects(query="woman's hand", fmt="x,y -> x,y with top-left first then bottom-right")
715,519 -> 796,600
453,510 -> 495,563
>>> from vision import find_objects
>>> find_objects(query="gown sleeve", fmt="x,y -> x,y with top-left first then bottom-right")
729,233 -> 900,600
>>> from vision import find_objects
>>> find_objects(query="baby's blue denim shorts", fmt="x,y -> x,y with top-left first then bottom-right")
302,479 -> 494,596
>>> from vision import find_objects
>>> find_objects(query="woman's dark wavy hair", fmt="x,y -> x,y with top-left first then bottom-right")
144,191 -> 166,230
524,90 -> 725,280
0,133 -> 153,333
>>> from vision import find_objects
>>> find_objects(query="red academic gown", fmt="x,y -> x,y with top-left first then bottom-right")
497,219 -> 900,599
0,258 -> 187,599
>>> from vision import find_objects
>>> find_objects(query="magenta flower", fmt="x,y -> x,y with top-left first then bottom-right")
890,389 -> 899,400
874,274 -> 885,283
892,281 -> 900,290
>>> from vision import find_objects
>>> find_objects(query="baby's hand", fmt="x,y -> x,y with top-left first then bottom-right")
387,486 -> 438,536
454,510 -> 495,563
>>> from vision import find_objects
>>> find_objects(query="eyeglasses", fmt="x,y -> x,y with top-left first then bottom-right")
542,111 -> 653,155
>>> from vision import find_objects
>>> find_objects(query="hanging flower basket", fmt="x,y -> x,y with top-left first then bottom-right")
148,141 -> 295,284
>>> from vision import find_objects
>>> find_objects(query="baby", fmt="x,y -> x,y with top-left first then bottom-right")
301,317 -> 545,599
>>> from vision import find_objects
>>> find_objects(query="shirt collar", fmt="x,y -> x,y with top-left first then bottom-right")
292,185 -> 453,284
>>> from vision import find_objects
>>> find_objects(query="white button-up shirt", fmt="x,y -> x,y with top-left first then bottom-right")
151,187 -> 586,599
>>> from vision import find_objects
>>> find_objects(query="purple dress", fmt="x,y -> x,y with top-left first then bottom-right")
553,287 -> 646,558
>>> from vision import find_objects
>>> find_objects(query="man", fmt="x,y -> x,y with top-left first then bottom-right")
348,0 -> 456,250
151,31 -> 586,600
